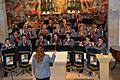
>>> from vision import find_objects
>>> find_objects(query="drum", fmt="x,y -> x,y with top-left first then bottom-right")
110,46 -> 120,70
110,46 -> 120,61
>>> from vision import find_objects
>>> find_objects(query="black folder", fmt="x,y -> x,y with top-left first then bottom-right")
71,37 -> 85,41
2,48 -> 15,55
17,46 -> 31,64
44,35 -> 51,41
44,45 -> 61,51
17,46 -> 31,52
44,20 -> 49,24
69,19 -> 77,25
81,18 -> 93,25
2,48 -> 16,70
87,48 -> 100,54
17,22 -> 25,29
73,46 -> 86,53
61,46 -> 72,51
59,35 -> 66,40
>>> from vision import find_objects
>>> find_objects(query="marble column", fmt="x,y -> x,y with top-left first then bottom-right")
108,0 -> 120,47
0,0 -> 8,43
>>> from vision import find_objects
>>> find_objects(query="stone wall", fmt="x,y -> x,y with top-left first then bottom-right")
0,0 -> 8,43
108,0 -> 120,47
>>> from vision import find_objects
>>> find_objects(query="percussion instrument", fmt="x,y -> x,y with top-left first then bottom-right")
110,46 -> 120,61
110,46 -> 120,70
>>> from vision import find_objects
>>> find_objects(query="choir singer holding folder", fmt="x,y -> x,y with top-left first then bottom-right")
31,44 -> 56,80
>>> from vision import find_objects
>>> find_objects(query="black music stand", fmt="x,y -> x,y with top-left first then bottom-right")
44,20 -> 49,24
44,45 -> 62,51
62,46 -> 72,51
44,35 -> 51,41
74,52 -> 84,73
59,35 -> 66,40
66,51 -> 74,72
81,18 -> 93,25
69,19 -> 77,26
44,45 -> 54,51
86,48 -> 99,76
17,46 -> 32,76
87,48 -> 100,54
2,48 -> 17,80
73,46 -> 86,53
87,53 -> 99,71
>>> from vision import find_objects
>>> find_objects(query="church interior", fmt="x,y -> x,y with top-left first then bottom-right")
0,0 -> 120,80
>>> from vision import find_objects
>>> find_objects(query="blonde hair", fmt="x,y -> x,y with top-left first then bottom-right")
34,44 -> 44,63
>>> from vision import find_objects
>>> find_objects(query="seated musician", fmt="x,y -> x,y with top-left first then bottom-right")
39,24 -> 49,37
1,38 -> 14,50
23,16 -> 35,29
63,32 -> 75,47
84,36 -> 91,46
35,34 -> 50,46
93,37 -> 107,54
10,31 -> 20,47
47,19 -> 56,33
77,23 -> 87,38
1,38 -> 14,77
18,35 -> 32,52
65,24 -> 76,37
84,37 -> 95,52
89,24 -> 98,42
26,26 -> 37,40
50,32 -> 62,46
53,22 -> 61,34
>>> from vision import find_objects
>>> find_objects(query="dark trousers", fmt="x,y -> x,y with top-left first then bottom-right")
36,77 -> 50,80
4,71 -> 8,77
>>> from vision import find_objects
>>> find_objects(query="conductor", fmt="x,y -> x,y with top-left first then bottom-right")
31,44 -> 56,80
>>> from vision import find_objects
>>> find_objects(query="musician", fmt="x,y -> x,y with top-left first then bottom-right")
39,24 -> 49,37
53,22 -> 61,34
65,24 -> 76,37
93,37 -> 107,54
18,35 -> 32,52
89,24 -> 98,42
35,34 -> 50,46
1,38 -> 14,77
23,16 -> 35,29
63,32 -> 75,47
84,37 -> 95,52
77,23 -> 87,38
47,19 -> 55,33
26,26 -> 37,40
50,33 -> 62,46
1,38 -> 14,50
84,36 -> 91,46
10,31 -> 20,47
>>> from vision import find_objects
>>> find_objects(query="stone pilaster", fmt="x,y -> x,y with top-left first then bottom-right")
108,0 -> 120,47
0,0 -> 8,43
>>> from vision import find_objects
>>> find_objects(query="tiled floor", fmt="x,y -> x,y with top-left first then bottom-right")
0,61 -> 120,80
